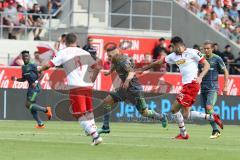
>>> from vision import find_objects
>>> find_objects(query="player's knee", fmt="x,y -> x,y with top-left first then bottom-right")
25,102 -> 31,109
206,105 -> 214,114
183,114 -> 190,120
141,109 -> 148,117
171,109 -> 177,114
182,112 -> 190,119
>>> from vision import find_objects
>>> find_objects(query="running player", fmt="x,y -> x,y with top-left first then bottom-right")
11,50 -> 52,129
200,40 -> 228,139
139,36 -> 223,140
97,46 -> 168,134
39,33 -> 103,145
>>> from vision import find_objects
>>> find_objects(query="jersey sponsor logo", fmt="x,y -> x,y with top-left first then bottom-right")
176,59 -> 186,65
197,52 -> 203,58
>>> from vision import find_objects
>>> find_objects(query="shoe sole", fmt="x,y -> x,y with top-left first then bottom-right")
210,133 -> 221,139
98,130 -> 110,134
91,138 -> 103,146
46,107 -> 52,120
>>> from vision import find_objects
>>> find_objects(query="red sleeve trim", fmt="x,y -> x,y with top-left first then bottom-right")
49,61 -> 55,67
90,63 -> 97,69
199,57 -> 205,64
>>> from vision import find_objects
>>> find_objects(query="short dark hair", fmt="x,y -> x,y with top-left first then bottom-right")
203,40 -> 214,48
65,33 -> 77,46
171,36 -> 184,45
225,44 -> 231,49
33,3 -> 39,8
193,44 -> 200,49
61,34 -> 66,39
21,50 -> 29,55
106,46 -> 117,52
159,37 -> 165,41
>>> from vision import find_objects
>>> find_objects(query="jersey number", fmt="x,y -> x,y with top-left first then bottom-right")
74,56 -> 82,71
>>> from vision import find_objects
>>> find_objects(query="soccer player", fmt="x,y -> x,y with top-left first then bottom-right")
11,50 -> 52,129
139,36 -> 223,140
200,40 -> 228,139
97,46 -> 168,134
39,33 -> 103,145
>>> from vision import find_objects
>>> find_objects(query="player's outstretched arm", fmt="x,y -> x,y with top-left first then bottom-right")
103,65 -> 115,76
11,76 -> 26,82
140,58 -> 164,72
39,64 -> 51,72
196,59 -> 210,84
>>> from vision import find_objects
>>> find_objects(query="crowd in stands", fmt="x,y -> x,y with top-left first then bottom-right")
177,0 -> 240,45
0,0 -> 63,40
152,37 -> 240,74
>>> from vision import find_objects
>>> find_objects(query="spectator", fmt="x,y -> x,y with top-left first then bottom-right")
33,51 -> 43,66
197,0 -> 206,8
48,0 -> 62,15
230,25 -> 240,43
236,37 -> 240,45
228,3 -> 239,23
205,2 -> 213,14
177,0 -> 239,45
234,52 -> 240,74
0,1 -> 9,11
204,12 -> 211,24
223,45 -> 235,73
83,37 -> 97,60
152,37 -> 167,60
188,0 -> 200,14
16,4 -> 31,27
28,3 -> 44,40
54,34 -> 66,51
3,0 -> 18,39
193,44 -> 200,51
177,0 -> 190,8
213,43 -> 223,57
10,51 -> 25,66
220,20 -> 233,38
210,11 -> 222,30
197,4 -> 207,19
15,0 -> 37,11
213,0 -> 224,19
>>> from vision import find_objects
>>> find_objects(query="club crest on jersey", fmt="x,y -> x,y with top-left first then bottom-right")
197,52 -> 203,58
176,59 -> 186,65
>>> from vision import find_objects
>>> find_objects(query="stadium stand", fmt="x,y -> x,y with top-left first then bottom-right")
177,0 -> 240,44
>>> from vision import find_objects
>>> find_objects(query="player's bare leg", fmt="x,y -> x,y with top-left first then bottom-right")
206,105 -> 221,139
181,105 -> 223,129
171,100 -> 189,140
97,95 -> 115,134
78,113 -> 103,145
136,97 -> 168,128
26,100 -> 49,128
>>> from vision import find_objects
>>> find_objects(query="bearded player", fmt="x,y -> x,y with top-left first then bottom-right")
97,46 -> 168,134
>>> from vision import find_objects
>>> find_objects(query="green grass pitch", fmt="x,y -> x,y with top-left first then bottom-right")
0,121 -> 239,160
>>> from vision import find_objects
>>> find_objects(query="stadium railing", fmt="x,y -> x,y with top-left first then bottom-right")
0,0 -> 69,41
